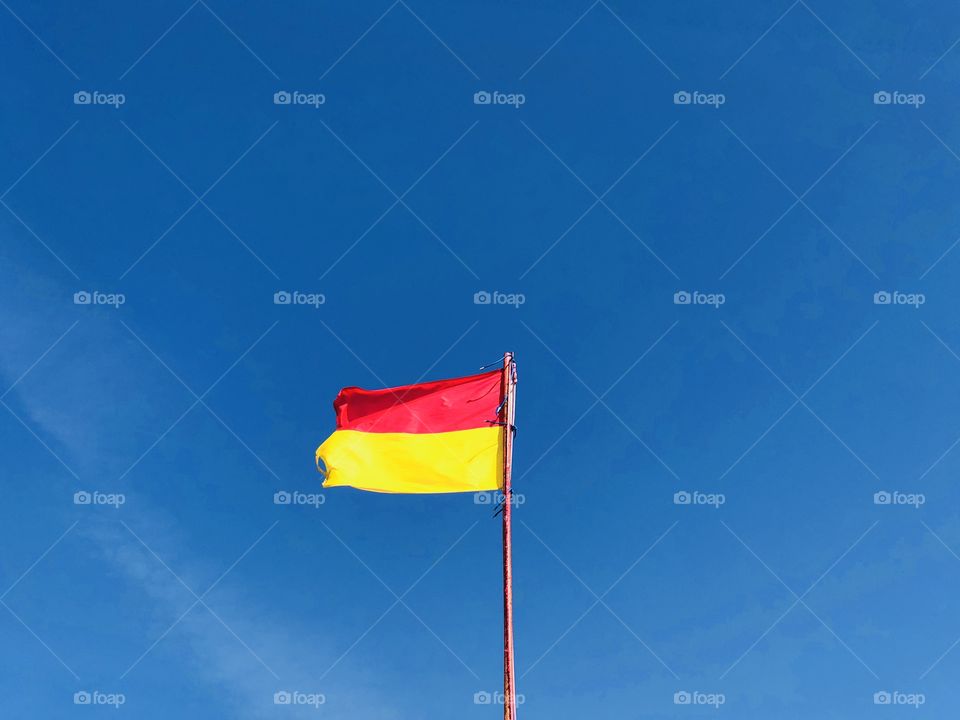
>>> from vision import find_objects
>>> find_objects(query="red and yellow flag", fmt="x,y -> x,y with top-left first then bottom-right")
316,369 -> 504,494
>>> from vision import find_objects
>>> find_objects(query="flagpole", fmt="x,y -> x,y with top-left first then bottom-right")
501,352 -> 517,720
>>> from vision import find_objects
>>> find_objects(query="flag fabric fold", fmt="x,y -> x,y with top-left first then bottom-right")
316,369 -> 504,493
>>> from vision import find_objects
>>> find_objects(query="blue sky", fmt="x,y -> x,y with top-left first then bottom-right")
2,1 -> 960,717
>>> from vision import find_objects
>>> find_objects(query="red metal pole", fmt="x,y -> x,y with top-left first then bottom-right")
501,353 -> 517,720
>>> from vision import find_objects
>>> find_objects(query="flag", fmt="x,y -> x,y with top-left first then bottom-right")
316,369 -> 504,493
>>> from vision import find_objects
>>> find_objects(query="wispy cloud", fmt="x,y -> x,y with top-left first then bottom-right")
0,259 -> 398,719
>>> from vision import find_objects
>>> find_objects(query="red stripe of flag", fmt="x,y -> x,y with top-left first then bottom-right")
333,369 -> 503,433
